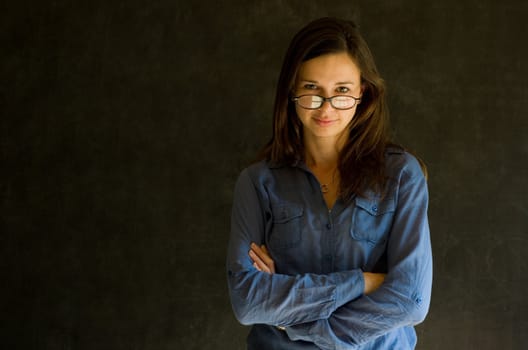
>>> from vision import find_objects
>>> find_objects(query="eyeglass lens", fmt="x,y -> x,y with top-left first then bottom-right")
297,95 -> 356,109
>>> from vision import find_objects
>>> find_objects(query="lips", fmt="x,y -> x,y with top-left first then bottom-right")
313,118 -> 336,127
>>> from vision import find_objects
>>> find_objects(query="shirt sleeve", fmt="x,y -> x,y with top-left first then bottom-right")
226,168 -> 365,327
284,156 -> 433,350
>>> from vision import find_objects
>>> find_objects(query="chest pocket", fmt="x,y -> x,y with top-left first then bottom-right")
351,196 -> 395,244
268,202 -> 303,250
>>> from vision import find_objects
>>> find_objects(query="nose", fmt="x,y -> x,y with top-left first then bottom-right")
318,98 -> 335,115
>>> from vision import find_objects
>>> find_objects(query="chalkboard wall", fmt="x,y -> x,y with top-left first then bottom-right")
2,1 -> 527,349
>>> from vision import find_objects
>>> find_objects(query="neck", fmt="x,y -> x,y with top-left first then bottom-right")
304,134 -> 345,170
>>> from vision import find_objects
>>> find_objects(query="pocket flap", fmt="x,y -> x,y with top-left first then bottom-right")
271,203 -> 304,223
355,196 -> 395,216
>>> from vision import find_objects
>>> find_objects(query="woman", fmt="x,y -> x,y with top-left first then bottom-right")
226,17 -> 432,349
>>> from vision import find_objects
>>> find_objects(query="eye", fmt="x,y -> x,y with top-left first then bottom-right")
336,86 -> 350,93
303,83 -> 317,90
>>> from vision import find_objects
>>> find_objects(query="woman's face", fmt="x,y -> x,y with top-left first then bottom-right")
293,52 -> 363,142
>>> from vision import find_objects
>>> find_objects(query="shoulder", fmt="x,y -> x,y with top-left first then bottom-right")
241,160 -> 300,179
385,146 -> 427,183
233,161 -> 271,204
237,161 -> 305,198
240,160 -> 273,180
235,160 -> 276,189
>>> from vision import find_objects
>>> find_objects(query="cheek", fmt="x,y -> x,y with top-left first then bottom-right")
295,106 -> 310,121
340,107 -> 357,121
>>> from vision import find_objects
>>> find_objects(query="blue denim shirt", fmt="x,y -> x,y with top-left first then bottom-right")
227,148 -> 432,349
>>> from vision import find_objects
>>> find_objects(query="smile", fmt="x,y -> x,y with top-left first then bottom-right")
313,118 -> 337,127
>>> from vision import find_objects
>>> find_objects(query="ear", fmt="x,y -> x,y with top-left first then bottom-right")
360,83 -> 365,97
355,84 -> 364,105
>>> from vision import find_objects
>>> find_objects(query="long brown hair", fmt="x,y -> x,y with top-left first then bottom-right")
258,17 -> 392,200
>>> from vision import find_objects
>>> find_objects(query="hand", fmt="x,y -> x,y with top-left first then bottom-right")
363,272 -> 386,294
249,243 -> 275,274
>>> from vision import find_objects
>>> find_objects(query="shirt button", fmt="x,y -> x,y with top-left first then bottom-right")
325,223 -> 331,230
372,205 -> 378,213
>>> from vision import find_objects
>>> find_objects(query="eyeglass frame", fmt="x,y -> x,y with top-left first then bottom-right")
291,94 -> 362,110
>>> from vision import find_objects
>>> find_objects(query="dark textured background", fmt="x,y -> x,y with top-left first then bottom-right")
2,1 -> 528,349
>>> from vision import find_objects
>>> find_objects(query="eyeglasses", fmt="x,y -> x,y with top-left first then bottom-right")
291,94 -> 361,110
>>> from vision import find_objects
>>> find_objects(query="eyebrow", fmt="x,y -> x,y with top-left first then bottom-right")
298,79 -> 355,85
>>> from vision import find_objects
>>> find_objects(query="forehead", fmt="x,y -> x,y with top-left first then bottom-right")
297,52 -> 361,83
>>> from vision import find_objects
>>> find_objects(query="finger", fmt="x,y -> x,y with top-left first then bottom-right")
256,245 -> 275,270
255,259 -> 271,274
251,243 -> 271,262
250,243 -> 275,274
249,249 -> 271,274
